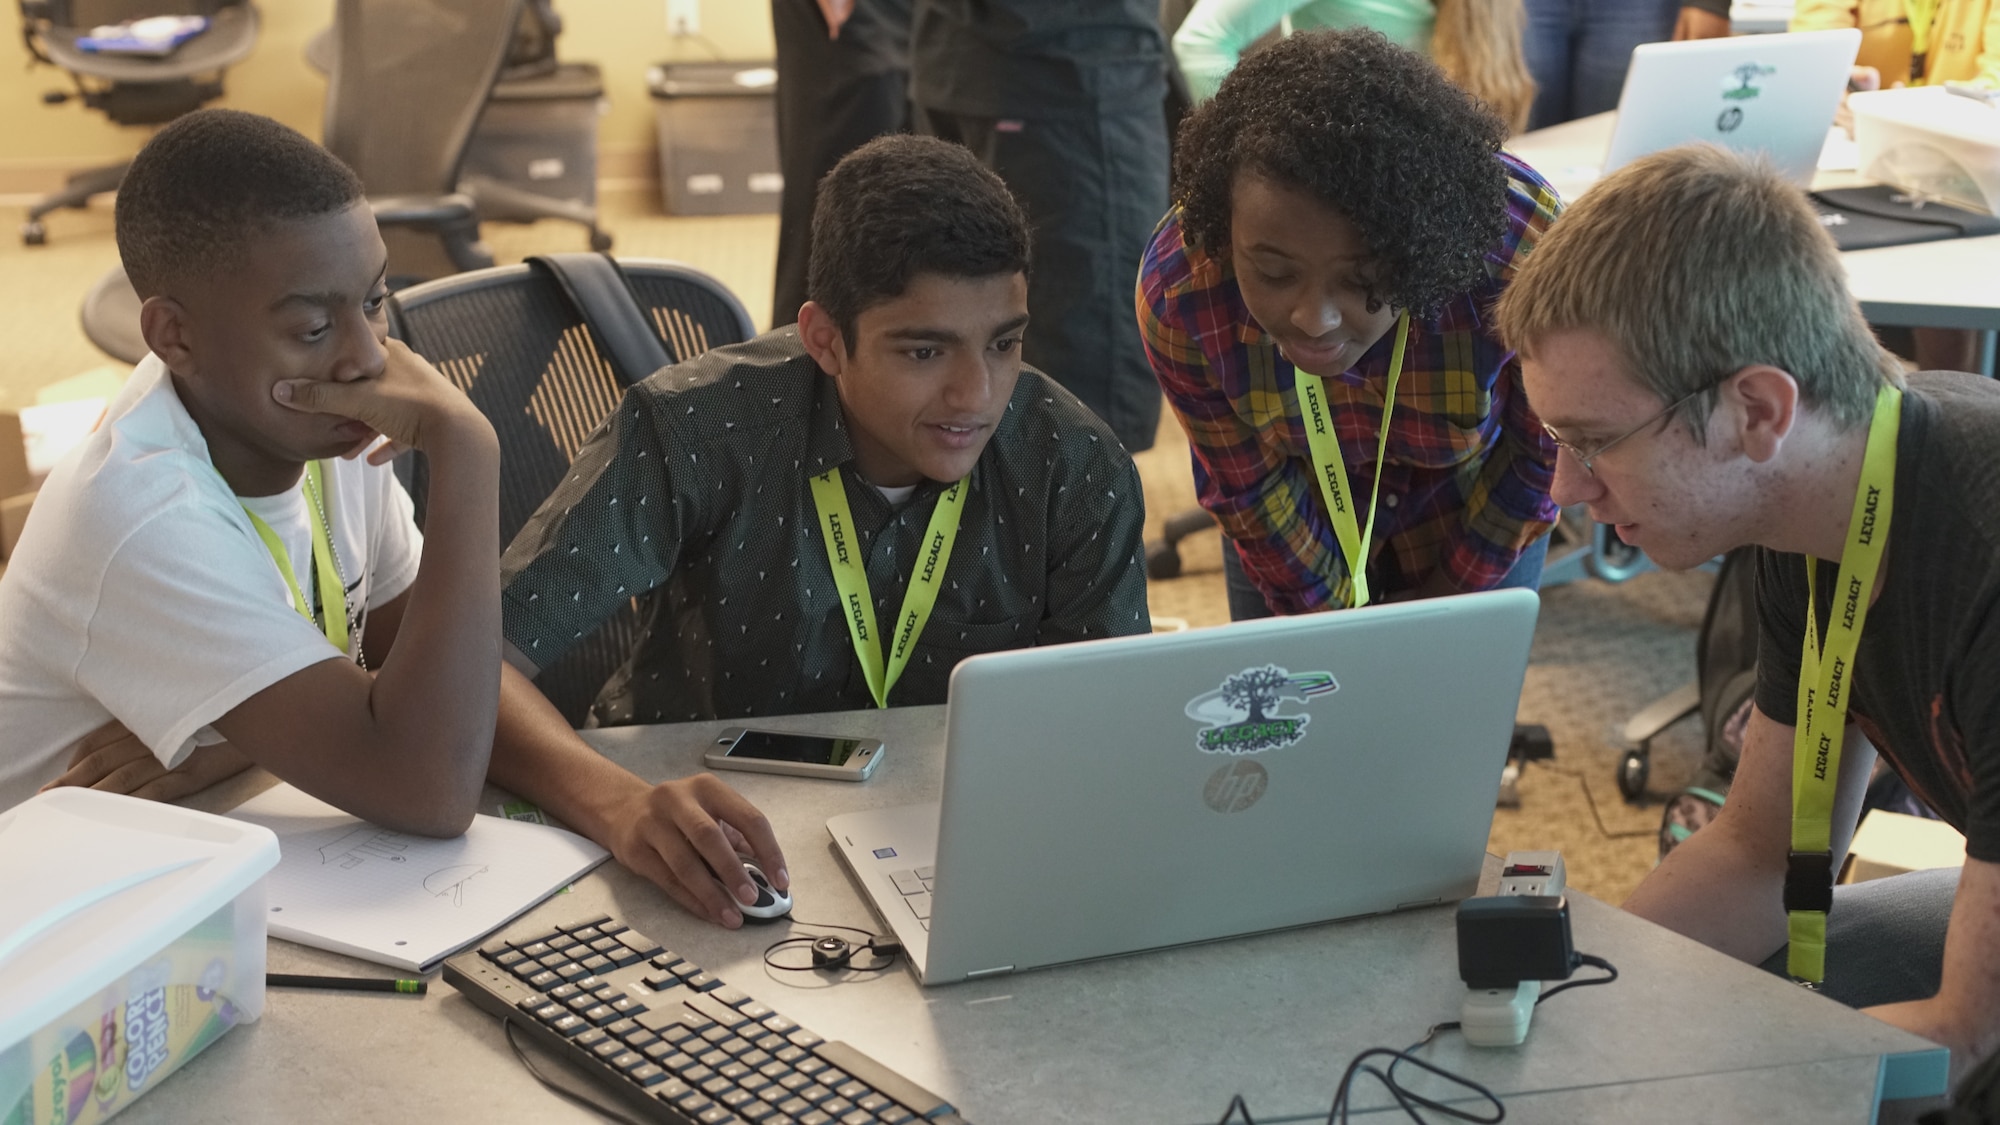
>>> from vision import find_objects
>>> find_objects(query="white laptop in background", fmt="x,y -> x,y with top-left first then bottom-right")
827,589 -> 1539,985
1605,29 -> 1861,182
1520,29 -> 1862,201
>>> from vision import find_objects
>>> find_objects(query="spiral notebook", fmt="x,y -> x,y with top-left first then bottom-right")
226,784 -> 609,972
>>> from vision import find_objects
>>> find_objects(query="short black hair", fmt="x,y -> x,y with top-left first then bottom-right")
1174,30 -> 1509,319
807,134 -> 1030,343
115,108 -> 366,299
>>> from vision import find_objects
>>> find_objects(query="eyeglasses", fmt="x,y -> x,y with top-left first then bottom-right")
1540,377 -> 1727,479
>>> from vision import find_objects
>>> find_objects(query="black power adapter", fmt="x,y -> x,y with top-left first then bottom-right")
1454,890 -> 1582,1046
1456,895 -> 1576,991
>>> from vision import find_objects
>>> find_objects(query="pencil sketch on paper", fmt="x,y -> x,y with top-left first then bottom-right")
318,826 -> 411,868
424,864 -> 489,907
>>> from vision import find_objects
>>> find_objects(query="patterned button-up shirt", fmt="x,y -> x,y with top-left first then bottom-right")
501,328 -> 1149,723
1137,154 -> 1563,614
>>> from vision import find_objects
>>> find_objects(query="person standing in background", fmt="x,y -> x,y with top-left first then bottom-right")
1673,0 -> 1733,39
1791,0 -> 1998,87
1522,0 -> 1732,129
1172,0 -> 1538,131
909,0 -> 1169,453
770,0 -> 912,327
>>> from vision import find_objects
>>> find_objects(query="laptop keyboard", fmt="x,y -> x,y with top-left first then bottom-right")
886,867 -> 935,930
443,912 -> 965,1125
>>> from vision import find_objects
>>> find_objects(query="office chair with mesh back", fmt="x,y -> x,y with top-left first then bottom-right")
387,255 -> 756,725
303,0 -> 611,254
16,0 -> 260,246
322,0 -> 522,287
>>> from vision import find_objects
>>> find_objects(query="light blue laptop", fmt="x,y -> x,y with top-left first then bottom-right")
829,589 -> 1540,984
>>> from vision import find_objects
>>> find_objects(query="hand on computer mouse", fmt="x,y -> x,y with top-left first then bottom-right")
596,772 -> 789,930
737,860 -> 794,921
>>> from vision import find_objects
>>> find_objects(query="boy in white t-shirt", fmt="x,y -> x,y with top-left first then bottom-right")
0,109 -> 502,834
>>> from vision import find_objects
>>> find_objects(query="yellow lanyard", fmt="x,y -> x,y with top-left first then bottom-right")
1906,0 -> 1939,67
239,460 -> 350,655
1294,311 -> 1412,609
810,468 -> 967,708
1786,384 -> 1900,984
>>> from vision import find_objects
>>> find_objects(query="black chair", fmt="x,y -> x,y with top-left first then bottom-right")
321,0 -> 522,287
304,0 -> 611,255
388,255 -> 756,725
16,0 -> 260,246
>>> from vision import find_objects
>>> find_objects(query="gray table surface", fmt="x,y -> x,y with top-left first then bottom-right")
1505,112 -> 2000,338
138,706 -> 1946,1124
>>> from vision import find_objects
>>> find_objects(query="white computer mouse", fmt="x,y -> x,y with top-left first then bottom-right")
738,860 -> 793,921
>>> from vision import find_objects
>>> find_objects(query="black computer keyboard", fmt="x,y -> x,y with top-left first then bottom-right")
443,913 -> 967,1125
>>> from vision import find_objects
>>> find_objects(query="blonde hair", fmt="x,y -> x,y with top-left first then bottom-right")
1431,0 -> 1535,134
1495,145 -> 1902,432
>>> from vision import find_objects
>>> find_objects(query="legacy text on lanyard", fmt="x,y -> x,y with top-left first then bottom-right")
239,460 -> 350,655
1295,310 -> 1411,609
810,468 -> 966,708
1787,383 -> 1900,984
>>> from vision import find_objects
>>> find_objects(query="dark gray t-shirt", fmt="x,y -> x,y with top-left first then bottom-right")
1756,373 -> 2000,862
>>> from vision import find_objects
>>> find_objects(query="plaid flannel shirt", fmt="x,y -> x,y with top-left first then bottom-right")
1137,153 -> 1563,614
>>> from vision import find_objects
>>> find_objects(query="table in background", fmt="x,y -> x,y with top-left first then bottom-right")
140,707 -> 1945,1124
1507,112 -> 2000,375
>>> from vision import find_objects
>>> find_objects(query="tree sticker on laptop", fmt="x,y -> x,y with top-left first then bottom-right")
1185,665 -> 1338,755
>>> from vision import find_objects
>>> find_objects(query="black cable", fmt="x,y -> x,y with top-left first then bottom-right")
1212,954 -> 1622,1125
1536,952 -> 1618,1004
1325,1046 -> 1504,1125
1529,761 -> 1654,839
762,917 -> 904,974
503,1019 -> 646,1125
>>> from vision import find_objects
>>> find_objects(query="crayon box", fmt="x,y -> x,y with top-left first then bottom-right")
0,789 -> 279,1125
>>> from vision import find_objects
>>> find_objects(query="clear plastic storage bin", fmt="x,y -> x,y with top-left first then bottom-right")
0,788 -> 279,1124
1851,86 -> 2000,216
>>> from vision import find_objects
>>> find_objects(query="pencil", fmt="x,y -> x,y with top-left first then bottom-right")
266,973 -> 427,995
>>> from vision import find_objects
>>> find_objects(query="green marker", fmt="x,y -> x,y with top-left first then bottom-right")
266,973 -> 426,995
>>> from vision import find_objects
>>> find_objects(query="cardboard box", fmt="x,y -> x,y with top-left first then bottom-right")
0,790 -> 279,1124
0,491 -> 32,561
1840,809 -> 1967,884
0,413 -> 27,501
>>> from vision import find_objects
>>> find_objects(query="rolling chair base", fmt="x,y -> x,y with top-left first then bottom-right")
22,161 -> 129,244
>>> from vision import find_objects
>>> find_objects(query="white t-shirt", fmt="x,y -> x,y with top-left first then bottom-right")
0,356 -> 423,811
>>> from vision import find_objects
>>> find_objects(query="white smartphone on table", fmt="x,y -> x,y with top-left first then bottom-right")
705,728 -> 885,781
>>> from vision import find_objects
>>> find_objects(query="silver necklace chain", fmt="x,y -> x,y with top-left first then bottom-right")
302,465 -> 366,672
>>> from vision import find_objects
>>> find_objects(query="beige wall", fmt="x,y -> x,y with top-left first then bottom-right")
0,1 -> 776,195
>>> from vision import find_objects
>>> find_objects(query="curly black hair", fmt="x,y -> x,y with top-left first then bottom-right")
808,134 -> 1030,344
1174,30 -> 1509,319
115,109 -> 364,299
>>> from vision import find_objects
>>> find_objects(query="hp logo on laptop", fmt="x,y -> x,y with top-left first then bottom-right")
1204,760 -> 1269,814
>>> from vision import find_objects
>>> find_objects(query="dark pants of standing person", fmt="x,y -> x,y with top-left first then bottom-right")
914,105 -> 1168,453
1521,0 -> 1678,130
771,0 -> 912,327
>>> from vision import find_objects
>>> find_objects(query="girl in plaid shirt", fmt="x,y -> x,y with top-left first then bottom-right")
1138,29 -> 1564,617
